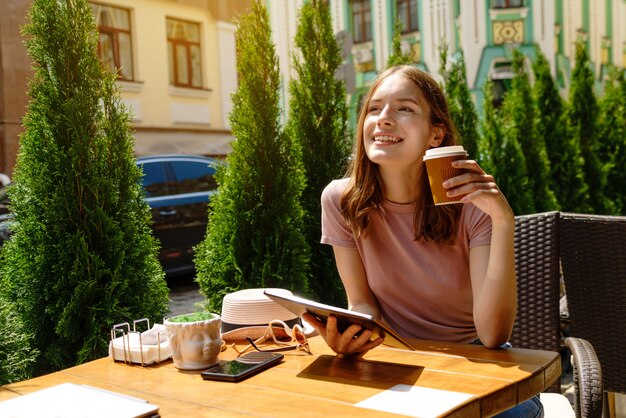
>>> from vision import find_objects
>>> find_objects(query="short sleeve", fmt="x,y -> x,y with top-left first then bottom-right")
320,179 -> 356,248
463,204 -> 492,248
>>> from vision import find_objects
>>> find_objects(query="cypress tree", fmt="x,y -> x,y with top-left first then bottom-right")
481,78 -> 533,215
0,0 -> 168,373
386,19 -> 412,67
596,67 -> 626,214
492,70 -> 535,215
0,297 -> 37,384
478,79 -> 501,177
500,49 -> 556,213
195,0 -> 309,312
438,44 -> 480,161
567,41 -> 612,214
287,0 -> 351,306
532,46 -> 589,212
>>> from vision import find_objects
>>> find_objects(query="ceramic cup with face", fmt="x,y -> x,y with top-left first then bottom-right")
164,312 -> 222,370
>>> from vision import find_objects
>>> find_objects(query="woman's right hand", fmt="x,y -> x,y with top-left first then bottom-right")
303,313 -> 384,356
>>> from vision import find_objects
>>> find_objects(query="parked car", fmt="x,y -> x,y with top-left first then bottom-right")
0,155 -> 219,277
0,184 -> 12,243
136,154 -> 219,276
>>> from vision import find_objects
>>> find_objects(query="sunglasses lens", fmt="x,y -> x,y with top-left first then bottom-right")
265,321 -> 309,354
269,326 -> 292,342
294,327 -> 307,345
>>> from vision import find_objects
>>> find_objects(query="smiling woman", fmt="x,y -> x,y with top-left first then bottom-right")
306,65 -> 541,418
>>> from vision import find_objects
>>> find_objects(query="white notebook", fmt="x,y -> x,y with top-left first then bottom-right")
0,383 -> 159,418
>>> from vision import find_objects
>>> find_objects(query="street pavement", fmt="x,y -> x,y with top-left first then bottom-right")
166,275 -> 205,317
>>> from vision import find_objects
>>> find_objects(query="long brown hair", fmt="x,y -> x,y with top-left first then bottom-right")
341,65 -> 462,243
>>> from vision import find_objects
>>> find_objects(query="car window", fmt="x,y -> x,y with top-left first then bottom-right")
170,160 -> 217,194
139,162 -> 171,197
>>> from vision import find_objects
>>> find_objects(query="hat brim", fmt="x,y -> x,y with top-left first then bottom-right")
221,318 -> 318,342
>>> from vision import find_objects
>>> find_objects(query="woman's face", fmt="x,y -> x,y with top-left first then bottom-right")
362,73 -> 442,172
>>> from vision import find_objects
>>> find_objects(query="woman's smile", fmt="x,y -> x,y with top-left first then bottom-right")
373,134 -> 403,144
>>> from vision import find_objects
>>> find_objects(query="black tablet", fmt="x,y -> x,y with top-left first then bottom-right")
264,290 -> 415,351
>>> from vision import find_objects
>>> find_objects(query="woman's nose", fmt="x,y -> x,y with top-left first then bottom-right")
377,105 -> 394,126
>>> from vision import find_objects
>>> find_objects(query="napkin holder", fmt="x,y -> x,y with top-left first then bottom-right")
109,318 -> 172,366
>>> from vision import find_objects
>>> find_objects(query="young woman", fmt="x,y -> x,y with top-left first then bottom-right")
306,66 -> 541,417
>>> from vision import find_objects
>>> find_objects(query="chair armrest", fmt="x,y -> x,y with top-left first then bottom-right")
565,337 -> 603,418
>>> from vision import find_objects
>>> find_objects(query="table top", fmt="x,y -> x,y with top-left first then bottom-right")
0,336 -> 560,418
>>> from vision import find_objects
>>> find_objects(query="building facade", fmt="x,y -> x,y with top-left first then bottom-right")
2,1 -> 624,175
268,0 -> 626,118
0,0 -> 32,176
0,0 -> 251,175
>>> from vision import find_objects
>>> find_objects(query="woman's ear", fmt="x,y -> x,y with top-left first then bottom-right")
429,125 -> 445,147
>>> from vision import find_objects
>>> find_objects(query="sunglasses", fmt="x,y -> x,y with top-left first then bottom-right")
233,320 -> 311,356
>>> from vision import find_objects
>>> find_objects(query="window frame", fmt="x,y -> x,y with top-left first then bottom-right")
166,17 -> 203,89
396,0 -> 419,33
491,0 -> 524,9
351,0 -> 372,44
91,2 -> 134,81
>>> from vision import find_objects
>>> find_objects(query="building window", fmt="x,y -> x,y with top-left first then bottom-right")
91,3 -> 134,80
397,0 -> 419,33
351,0 -> 372,44
166,18 -> 203,89
492,0 -> 524,8
490,61 -> 514,107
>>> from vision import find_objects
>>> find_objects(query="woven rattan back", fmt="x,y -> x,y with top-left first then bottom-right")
511,212 -> 562,392
559,212 -> 626,394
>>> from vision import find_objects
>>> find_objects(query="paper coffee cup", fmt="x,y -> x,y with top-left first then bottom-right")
423,146 -> 468,205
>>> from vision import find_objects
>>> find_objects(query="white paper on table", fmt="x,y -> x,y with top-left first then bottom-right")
0,383 -> 159,418
354,384 -> 474,418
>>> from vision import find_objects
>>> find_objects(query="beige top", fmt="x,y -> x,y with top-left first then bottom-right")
321,178 -> 492,343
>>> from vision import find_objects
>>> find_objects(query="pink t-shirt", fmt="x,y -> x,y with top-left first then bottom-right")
321,178 -> 492,343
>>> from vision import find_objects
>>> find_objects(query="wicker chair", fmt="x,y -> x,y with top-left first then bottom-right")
512,212 -> 603,418
559,212 -> 626,416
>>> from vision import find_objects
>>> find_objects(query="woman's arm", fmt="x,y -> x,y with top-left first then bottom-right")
469,231 -> 517,348
304,246 -> 384,355
333,246 -> 381,317
446,159 -> 517,348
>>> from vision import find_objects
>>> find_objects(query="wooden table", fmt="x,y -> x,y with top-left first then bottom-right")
0,336 -> 560,418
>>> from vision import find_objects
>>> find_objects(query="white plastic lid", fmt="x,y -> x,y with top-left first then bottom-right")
423,146 -> 467,160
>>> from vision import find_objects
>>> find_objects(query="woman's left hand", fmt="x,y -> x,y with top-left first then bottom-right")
443,160 -> 513,224
303,313 -> 383,357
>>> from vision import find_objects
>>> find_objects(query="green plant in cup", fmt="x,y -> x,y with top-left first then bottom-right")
167,312 -> 215,323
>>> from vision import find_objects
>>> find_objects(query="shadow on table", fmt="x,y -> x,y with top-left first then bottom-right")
297,355 -> 423,390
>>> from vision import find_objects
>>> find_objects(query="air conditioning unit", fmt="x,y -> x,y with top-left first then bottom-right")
354,48 -> 373,64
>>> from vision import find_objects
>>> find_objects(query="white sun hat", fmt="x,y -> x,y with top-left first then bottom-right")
220,288 -> 316,342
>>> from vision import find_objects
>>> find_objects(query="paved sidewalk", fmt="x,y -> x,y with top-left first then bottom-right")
167,279 -> 205,317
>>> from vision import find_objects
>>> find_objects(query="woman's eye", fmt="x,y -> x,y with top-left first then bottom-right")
367,105 -> 381,113
399,106 -> 414,112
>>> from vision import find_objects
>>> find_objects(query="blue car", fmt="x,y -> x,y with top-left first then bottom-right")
136,154 -> 219,277
0,155 -> 219,277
